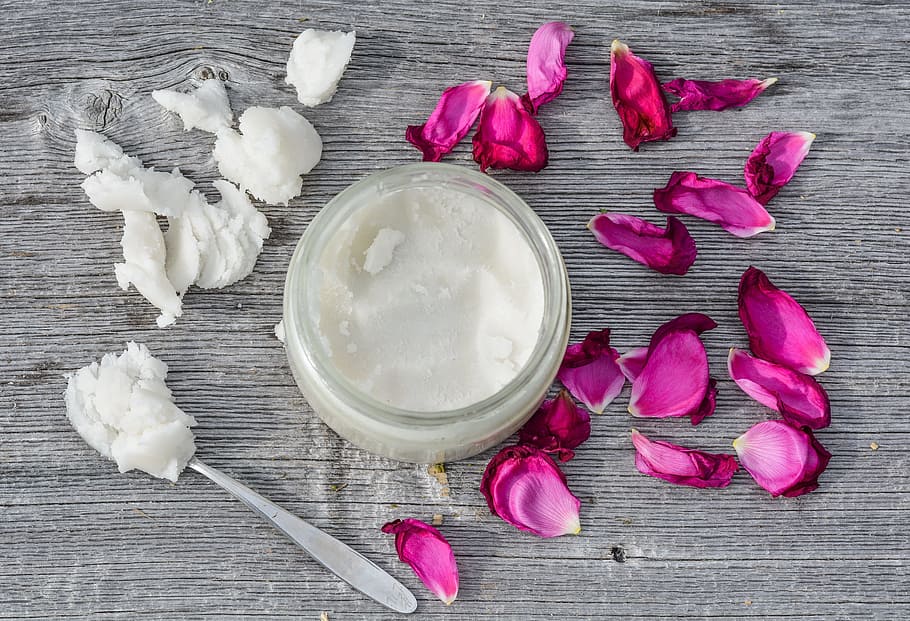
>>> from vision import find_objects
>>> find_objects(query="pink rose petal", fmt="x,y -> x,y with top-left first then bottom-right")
518,390 -> 591,461
556,329 -> 626,414
631,429 -> 739,488
588,213 -> 697,275
617,346 -> 649,382
728,348 -> 831,429
653,171 -> 775,238
733,420 -> 831,497
522,21 -> 574,114
609,40 -> 676,150
662,77 -> 777,112
744,131 -> 815,204
480,445 -> 581,538
472,86 -> 549,172
381,518 -> 459,605
405,80 -> 492,162
738,267 -> 831,375
628,313 -> 717,424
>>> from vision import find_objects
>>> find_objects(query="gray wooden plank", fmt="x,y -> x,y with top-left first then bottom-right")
1,0 -> 909,619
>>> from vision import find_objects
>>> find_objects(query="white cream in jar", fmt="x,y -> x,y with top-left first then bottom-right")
315,186 -> 545,411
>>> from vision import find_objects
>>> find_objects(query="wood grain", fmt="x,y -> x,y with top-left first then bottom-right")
1,1 -> 908,619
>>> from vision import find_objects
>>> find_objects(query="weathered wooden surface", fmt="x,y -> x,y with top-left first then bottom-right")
1,0 -> 908,618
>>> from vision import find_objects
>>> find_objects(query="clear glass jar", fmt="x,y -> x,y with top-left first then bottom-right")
283,163 -> 570,463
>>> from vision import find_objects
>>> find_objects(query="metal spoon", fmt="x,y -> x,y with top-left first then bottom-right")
188,458 -> 417,614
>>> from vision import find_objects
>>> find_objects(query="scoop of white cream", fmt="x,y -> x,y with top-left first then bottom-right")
65,342 -> 196,482
286,29 -> 356,107
152,79 -> 233,134
214,106 -> 323,205
315,187 -> 545,411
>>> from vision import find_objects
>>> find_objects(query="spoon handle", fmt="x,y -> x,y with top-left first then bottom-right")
187,458 -> 417,614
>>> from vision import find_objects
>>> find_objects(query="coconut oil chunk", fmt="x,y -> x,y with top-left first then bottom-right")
65,342 -> 196,482
152,79 -> 233,134
213,106 -> 323,205
73,130 -> 270,326
315,187 -> 545,411
286,29 -> 356,107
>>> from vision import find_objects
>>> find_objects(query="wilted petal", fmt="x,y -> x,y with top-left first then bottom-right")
618,346 -> 649,382
610,40 -> 676,150
653,171 -> 775,238
588,213 -> 697,275
631,429 -> 738,488
519,390 -> 590,461
472,87 -> 549,172
744,131 -> 815,204
629,313 -> 717,424
727,348 -> 831,429
405,80 -> 492,162
523,21 -> 574,114
733,420 -> 831,497
557,329 -> 625,413
381,518 -> 459,605
662,77 -> 777,112
738,267 -> 831,375
480,445 -> 581,538
690,378 -> 718,425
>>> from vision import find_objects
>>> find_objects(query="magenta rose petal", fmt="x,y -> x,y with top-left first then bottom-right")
472,86 -> 549,172
609,40 -> 676,150
744,131 -> 815,204
618,346 -> 649,382
405,80 -> 492,162
631,429 -> 739,488
733,420 -> 832,497
628,313 -> 717,423
653,171 -> 775,238
588,213 -> 697,275
738,266 -> 831,375
381,518 -> 459,605
662,77 -> 777,112
556,329 -> 626,414
689,378 -> 718,426
480,445 -> 581,538
522,21 -> 574,114
728,348 -> 831,429
518,390 -> 591,461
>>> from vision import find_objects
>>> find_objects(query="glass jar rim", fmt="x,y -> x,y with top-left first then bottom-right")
284,162 -> 569,426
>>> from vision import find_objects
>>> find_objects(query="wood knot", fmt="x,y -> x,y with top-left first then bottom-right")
84,89 -> 123,130
610,545 -> 626,563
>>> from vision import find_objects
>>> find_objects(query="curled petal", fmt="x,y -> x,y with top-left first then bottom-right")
472,87 -> 549,172
406,80 -> 492,162
523,21 -> 575,114
381,518 -> 459,605
733,420 -> 831,497
631,429 -> 739,488
588,214 -> 697,275
618,346 -> 649,382
557,329 -> 625,413
610,40 -> 676,150
690,378 -> 718,426
629,313 -> 717,424
745,131 -> 815,204
662,77 -> 777,112
519,390 -> 590,461
738,267 -> 830,375
653,171 -> 775,237
728,348 -> 831,429
480,445 -> 581,538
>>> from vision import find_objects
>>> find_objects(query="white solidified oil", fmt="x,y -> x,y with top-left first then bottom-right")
65,342 -> 196,482
315,186 -> 544,411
